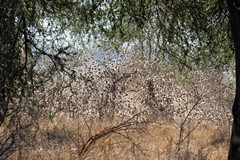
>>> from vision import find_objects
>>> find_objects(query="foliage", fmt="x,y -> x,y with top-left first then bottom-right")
69,0 -> 233,69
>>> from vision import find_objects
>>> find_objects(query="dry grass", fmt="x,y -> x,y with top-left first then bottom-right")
6,114 -> 230,160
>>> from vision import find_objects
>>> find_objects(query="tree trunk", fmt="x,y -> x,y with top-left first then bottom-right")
0,1 -> 18,125
228,0 -> 240,159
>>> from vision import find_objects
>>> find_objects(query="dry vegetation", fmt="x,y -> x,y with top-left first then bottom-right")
1,54 -> 235,160
8,114 -> 230,160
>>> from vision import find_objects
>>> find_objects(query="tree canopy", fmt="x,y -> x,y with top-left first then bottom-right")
69,0 -> 232,69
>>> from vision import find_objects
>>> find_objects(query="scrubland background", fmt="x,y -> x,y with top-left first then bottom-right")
1,52 -> 234,160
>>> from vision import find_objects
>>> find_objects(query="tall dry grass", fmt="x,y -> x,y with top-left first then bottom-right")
7,114 -> 230,160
